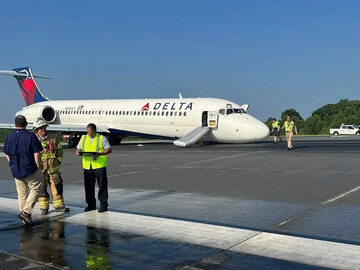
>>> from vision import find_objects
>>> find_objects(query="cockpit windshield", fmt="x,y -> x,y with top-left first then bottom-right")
219,108 -> 246,115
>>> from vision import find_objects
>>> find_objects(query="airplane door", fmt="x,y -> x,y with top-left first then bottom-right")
202,111 -> 208,126
207,111 -> 218,128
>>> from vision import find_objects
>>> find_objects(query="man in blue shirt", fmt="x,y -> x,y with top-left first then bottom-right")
3,115 -> 43,225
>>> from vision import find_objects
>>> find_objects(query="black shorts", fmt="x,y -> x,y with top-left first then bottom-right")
273,129 -> 279,136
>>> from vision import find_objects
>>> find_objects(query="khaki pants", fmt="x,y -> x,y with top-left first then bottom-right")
286,132 -> 294,148
14,169 -> 43,214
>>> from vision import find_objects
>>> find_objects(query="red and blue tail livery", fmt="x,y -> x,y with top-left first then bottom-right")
12,67 -> 49,106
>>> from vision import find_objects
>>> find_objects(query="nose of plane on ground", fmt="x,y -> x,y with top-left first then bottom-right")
253,121 -> 270,141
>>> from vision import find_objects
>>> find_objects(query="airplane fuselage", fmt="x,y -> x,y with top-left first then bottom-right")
16,97 -> 270,143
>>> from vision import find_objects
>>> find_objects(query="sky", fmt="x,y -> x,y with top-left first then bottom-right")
1,0 -> 360,122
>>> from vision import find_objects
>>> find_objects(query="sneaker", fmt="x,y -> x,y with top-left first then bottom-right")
84,207 -> 96,212
19,211 -> 33,225
55,207 -> 70,213
98,207 -> 108,213
41,209 -> 49,215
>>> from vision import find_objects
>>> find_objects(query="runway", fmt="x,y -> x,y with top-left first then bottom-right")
0,136 -> 360,269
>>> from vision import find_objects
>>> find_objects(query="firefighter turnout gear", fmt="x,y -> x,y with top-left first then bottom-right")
36,133 -> 67,212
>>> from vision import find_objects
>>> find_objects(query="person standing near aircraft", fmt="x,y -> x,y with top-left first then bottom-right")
3,115 -> 43,225
76,123 -> 112,213
271,118 -> 282,143
33,118 -> 70,215
282,116 -> 298,150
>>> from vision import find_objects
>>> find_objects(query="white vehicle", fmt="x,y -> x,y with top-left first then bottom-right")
329,124 -> 360,136
0,67 -> 269,147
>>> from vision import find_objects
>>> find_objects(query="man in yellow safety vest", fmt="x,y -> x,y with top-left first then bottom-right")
282,115 -> 298,150
33,118 -> 70,215
271,118 -> 282,143
76,123 -> 112,213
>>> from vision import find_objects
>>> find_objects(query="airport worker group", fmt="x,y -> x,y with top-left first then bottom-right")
3,115 -> 43,225
33,118 -> 70,215
76,123 -> 112,213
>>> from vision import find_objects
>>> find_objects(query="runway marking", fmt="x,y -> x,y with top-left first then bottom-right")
323,185 -> 360,204
1,196 -> 359,269
182,151 -> 268,165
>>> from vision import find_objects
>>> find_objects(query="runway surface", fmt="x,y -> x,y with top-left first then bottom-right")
0,136 -> 360,269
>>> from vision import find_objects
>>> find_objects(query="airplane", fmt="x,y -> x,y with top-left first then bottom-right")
0,67 -> 269,147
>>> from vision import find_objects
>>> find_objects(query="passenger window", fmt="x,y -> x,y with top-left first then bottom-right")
184,112 -> 187,116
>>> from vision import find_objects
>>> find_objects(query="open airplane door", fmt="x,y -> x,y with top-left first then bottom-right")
174,111 -> 217,147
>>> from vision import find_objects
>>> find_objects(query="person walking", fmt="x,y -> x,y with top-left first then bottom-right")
282,115 -> 298,150
76,123 -> 112,213
33,118 -> 70,215
3,115 -> 43,225
271,118 -> 282,143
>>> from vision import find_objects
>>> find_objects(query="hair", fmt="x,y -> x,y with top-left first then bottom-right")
15,115 -> 28,128
272,118 -> 276,121
87,123 -> 97,131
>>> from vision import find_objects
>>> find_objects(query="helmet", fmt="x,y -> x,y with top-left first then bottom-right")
33,117 -> 49,131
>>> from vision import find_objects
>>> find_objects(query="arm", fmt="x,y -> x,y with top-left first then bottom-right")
34,152 -> 42,169
5,155 -> 10,162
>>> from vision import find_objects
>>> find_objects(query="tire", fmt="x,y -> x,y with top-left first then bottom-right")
356,131 -> 360,135
333,132 -> 339,136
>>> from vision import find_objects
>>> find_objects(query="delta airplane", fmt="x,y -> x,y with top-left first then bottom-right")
0,67 -> 269,147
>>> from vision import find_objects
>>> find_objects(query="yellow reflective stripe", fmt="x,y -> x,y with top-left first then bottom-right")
53,199 -> 64,208
47,166 -> 60,174
42,153 -> 57,159
39,201 -> 49,207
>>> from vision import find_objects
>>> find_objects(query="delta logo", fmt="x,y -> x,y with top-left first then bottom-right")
140,102 -> 193,111
141,103 -> 149,111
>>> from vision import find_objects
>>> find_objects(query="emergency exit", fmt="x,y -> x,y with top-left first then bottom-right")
202,111 -> 218,128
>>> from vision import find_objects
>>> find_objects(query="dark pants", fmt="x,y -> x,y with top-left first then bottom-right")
84,167 -> 108,209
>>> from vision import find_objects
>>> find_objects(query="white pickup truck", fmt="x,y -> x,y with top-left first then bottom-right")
329,124 -> 360,135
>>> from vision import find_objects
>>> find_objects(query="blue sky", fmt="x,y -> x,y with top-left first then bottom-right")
1,0 -> 360,122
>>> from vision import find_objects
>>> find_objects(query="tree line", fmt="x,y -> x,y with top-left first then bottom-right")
265,99 -> 360,135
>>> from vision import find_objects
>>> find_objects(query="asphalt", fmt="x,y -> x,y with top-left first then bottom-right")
0,136 -> 360,269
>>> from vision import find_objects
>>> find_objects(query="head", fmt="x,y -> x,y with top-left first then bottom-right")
33,118 -> 48,136
286,116 -> 291,121
15,115 -> 28,129
87,123 -> 97,138
272,118 -> 276,122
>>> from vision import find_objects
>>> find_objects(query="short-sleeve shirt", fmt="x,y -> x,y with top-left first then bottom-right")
3,129 -> 43,179
76,135 -> 111,150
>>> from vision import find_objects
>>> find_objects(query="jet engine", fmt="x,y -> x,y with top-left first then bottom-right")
17,105 -> 57,123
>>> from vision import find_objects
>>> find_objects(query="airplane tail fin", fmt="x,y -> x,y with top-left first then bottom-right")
0,67 -> 51,106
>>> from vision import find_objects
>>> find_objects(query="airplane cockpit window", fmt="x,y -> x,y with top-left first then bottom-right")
226,109 -> 233,115
233,108 -> 246,113
218,109 -> 225,115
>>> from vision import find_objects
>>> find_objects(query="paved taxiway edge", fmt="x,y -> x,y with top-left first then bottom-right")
1,197 -> 360,269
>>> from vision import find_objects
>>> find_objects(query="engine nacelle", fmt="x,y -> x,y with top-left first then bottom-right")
17,105 -> 57,123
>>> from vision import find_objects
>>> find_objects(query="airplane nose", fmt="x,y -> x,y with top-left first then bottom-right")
253,122 -> 270,141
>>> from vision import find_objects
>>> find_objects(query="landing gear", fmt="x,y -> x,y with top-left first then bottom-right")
67,133 -> 81,148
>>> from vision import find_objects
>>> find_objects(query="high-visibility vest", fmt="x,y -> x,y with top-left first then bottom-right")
284,121 -> 295,132
272,121 -> 280,129
80,134 -> 107,170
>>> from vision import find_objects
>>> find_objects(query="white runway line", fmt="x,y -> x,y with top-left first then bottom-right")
1,197 -> 359,269
183,151 -> 268,165
323,185 -> 360,204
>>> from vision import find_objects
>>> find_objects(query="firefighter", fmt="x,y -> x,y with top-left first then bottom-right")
33,118 -> 70,215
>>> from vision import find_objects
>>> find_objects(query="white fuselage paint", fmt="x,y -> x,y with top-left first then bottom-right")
16,97 -> 270,143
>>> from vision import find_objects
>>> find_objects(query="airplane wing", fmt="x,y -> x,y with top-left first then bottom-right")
0,123 -> 110,133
